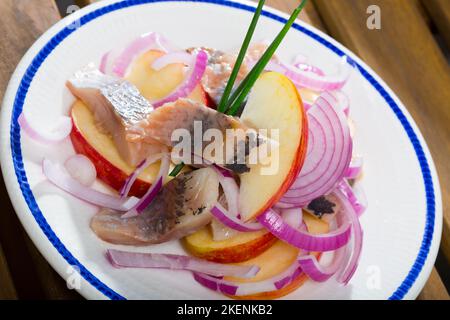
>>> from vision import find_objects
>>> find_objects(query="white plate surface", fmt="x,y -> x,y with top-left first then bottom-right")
0,0 -> 442,300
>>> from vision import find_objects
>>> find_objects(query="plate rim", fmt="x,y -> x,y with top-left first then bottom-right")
0,0 -> 443,300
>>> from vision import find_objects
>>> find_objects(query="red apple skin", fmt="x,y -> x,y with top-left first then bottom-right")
70,84 -> 209,198
204,91 -> 217,109
70,117 -> 151,197
250,90 -> 309,220
229,252 -> 322,300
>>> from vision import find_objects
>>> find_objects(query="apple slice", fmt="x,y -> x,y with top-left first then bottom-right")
125,49 -> 208,105
70,50 -> 208,196
70,101 -> 160,196
183,228 -> 276,263
238,72 -> 308,221
227,212 -> 328,300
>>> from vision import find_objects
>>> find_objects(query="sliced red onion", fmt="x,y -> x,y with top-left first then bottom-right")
99,49 -> 121,75
42,159 -> 138,211
298,246 -> 346,282
211,204 -> 263,232
152,50 -> 208,107
193,257 -> 303,296
293,63 -> 325,76
64,155 -> 97,186
335,90 -> 350,116
151,51 -> 193,71
213,164 -> 233,177
352,182 -> 368,217
99,51 -> 110,74
274,201 -> 300,210
107,249 -> 259,278
247,59 -> 286,74
280,92 -> 352,206
262,60 -> 287,74
121,154 -> 170,218
292,53 -> 307,65
303,101 -> 313,111
213,166 -> 239,217
345,156 -> 363,179
112,32 -> 177,77
337,180 -> 367,217
18,112 -> 72,144
285,56 -> 352,91
119,153 -> 164,198
333,189 -> 363,284
257,209 -> 351,252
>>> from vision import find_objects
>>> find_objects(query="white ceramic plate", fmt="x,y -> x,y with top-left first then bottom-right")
0,0 -> 442,300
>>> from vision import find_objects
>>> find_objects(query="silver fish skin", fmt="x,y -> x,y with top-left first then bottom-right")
66,64 -> 164,166
90,167 -> 219,245
67,64 -> 153,126
137,98 -> 262,173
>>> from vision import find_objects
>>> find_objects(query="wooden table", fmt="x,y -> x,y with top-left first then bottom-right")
0,0 -> 448,300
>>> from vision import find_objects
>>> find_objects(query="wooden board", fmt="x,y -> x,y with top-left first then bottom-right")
421,0 -> 450,49
0,243 -> 17,299
417,267 -> 450,300
0,0 -> 81,299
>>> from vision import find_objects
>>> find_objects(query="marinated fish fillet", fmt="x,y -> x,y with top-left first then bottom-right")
66,65 -> 164,166
135,98 -> 266,173
91,167 -> 219,245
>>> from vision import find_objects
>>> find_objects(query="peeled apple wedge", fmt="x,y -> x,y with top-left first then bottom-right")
183,228 -> 276,263
227,212 -> 329,300
238,72 -> 308,221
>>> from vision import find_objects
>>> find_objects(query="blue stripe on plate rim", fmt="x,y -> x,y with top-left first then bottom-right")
8,0 -> 435,300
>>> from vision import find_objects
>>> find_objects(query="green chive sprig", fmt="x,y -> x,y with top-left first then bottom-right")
224,0 -> 308,116
217,0 -> 266,113
169,162 -> 185,177
167,0 -> 308,177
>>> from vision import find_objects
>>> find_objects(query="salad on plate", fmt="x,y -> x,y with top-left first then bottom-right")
18,0 -> 367,299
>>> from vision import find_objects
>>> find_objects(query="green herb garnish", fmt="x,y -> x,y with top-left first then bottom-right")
167,0 -> 307,176
169,162 -> 185,177
224,0 -> 308,116
217,0 -> 266,113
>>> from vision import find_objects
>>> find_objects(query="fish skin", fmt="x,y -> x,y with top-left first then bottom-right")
188,47 -> 249,105
139,98 -> 242,146
91,167 -> 219,245
136,98 -> 260,173
188,44 -> 271,105
68,64 -> 153,125
66,65 -> 164,166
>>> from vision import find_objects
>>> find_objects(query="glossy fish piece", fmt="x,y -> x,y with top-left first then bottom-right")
66,65 -> 164,166
135,98 -> 264,173
188,47 -> 249,105
91,167 -> 219,245
189,44 -> 273,105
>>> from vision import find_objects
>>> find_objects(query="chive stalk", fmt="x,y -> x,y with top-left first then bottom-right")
225,0 -> 308,116
217,0 -> 266,113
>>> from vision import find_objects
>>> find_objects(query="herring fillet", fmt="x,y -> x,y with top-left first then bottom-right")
91,167 -> 219,245
66,65 -> 164,166
137,98 -> 266,173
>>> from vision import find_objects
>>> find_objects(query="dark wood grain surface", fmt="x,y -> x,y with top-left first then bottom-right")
0,0 -> 448,300
422,0 -> 450,50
